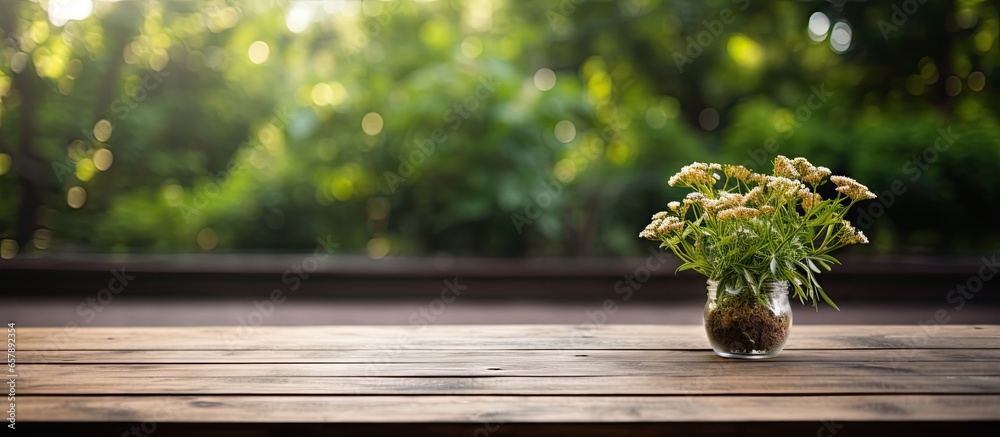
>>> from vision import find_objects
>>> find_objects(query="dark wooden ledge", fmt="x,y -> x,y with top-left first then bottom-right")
2,254 -> 997,302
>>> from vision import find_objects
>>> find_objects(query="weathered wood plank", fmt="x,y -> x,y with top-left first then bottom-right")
14,325 -> 1000,429
20,395 -> 1000,422
21,348 -> 1000,364
18,325 -> 1000,351
18,360 -> 1000,378
19,375 -> 1000,395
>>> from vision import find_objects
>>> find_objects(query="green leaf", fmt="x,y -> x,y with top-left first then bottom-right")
818,287 -> 840,311
806,259 -> 821,273
676,262 -> 699,272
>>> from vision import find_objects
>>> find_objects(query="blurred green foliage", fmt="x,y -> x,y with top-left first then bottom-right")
0,0 -> 998,258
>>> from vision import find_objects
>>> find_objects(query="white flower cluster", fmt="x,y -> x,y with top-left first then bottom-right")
641,157 -> 875,250
775,155 -> 832,186
640,212 -> 684,240
716,206 -> 761,221
839,220 -> 869,244
702,191 -> 746,212
830,175 -> 877,201
668,162 -> 721,187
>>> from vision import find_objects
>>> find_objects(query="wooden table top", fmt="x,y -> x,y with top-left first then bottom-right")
15,325 -> 1000,435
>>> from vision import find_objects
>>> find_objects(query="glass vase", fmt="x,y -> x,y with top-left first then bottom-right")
703,280 -> 792,359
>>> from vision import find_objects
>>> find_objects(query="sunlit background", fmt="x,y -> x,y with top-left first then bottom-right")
0,0 -> 998,259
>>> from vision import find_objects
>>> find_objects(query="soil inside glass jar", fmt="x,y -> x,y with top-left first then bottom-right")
705,298 -> 790,353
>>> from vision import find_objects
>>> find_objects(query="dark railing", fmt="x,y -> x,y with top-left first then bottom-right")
2,254 -> 995,303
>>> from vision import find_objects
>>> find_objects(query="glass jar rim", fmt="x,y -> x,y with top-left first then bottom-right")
706,280 -> 789,298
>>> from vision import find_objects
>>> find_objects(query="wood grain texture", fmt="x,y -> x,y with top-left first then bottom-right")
13,324 -> 1000,427
20,395 -> 1000,422
20,348 -> 1000,364
18,325 -> 1000,350
20,375 -> 1000,395
19,360 -> 1000,378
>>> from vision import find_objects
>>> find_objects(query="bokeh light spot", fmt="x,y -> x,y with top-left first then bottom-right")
67,186 -> 87,209
362,112 -> 384,136
163,183 -> 184,206
646,106 -> 667,129
311,83 -> 334,106
808,12 -> 830,42
286,2 -> 313,34
93,149 -> 113,171
974,30 -> 995,53
830,21 -> 852,53
10,52 -> 29,74
554,120 -> 577,143
698,108 -> 720,131
419,21 -> 453,49
460,36 -> 483,58
605,141 -> 630,164
68,139 -> 90,162
0,239 -> 17,260
149,50 -> 169,72
76,158 -> 96,181
330,178 -> 354,201
918,57 -> 939,84
311,82 -> 347,106
33,229 -> 52,250
48,0 -> 93,27
554,158 -> 577,183
248,41 -> 270,64
773,108 -> 794,132
208,7 -> 241,33
587,71 -> 612,100
727,34 -> 764,69
93,119 -> 112,142
956,9 -> 978,29
661,97 -> 681,119
196,228 -> 219,251
366,237 -> 391,259
327,82 -> 347,105
533,68 -> 556,91
29,20 -> 50,46
945,76 -> 962,97
968,72 -> 986,92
